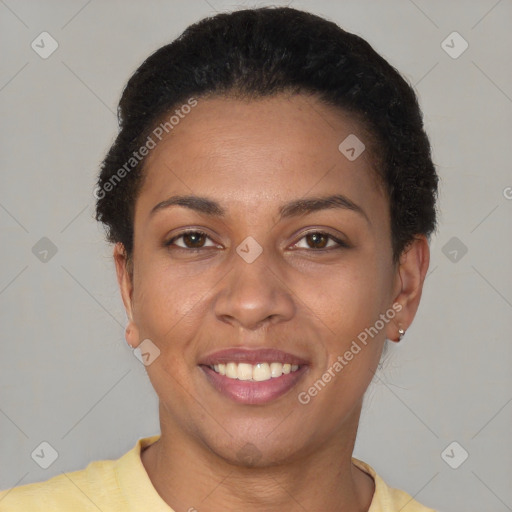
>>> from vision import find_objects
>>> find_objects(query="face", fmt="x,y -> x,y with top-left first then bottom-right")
116,93 -> 427,466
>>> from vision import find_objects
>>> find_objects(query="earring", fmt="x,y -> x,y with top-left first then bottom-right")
398,327 -> 405,341
125,324 -> 135,348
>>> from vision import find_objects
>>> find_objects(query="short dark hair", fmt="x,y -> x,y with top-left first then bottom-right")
95,6 -> 438,265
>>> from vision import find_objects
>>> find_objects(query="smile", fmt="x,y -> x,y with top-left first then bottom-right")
209,362 -> 301,382
199,348 -> 309,404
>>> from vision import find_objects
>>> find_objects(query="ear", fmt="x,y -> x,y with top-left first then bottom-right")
113,242 -> 140,348
385,235 -> 430,342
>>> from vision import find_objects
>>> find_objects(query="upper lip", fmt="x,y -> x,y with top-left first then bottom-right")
199,348 -> 309,366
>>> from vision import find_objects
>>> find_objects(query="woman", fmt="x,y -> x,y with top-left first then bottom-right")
0,6 -> 439,511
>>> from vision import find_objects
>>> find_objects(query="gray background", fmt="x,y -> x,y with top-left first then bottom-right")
1,1 -> 511,511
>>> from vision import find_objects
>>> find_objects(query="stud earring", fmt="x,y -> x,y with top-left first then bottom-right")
398,327 -> 405,341
125,324 -> 135,348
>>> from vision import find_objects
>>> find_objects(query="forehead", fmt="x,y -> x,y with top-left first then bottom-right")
136,94 -> 387,223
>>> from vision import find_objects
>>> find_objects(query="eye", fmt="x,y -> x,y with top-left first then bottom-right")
164,229 -> 348,252
292,231 -> 348,250
164,230 -> 218,250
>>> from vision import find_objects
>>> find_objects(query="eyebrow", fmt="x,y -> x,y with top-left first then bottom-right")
150,194 -> 370,224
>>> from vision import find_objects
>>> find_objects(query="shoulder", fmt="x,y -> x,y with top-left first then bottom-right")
0,435 -> 162,512
0,459 -> 118,511
352,457 -> 438,512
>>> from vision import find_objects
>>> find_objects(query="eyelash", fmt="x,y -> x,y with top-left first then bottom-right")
164,229 -> 349,252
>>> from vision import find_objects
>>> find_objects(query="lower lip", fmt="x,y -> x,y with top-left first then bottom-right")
200,365 -> 308,405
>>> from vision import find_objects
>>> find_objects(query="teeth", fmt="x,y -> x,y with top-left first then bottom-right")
253,363 -> 270,381
270,362 -> 282,378
209,361 -> 301,381
237,363 -> 253,381
226,362 -> 238,379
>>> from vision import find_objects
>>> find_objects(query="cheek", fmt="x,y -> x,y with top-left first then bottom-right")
131,258 -> 208,353
136,248 -> 210,310
132,267 -> 202,398
313,255 -> 389,380
308,278 -> 384,413
317,261 -> 381,332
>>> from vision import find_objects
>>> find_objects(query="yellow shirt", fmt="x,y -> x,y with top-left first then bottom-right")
0,435 -> 437,511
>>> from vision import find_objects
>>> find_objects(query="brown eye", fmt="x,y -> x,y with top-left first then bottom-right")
306,232 -> 328,249
165,230 -> 217,250
182,232 -> 206,248
293,231 -> 348,250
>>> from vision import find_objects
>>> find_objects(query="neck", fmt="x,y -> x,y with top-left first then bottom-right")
141,402 -> 374,512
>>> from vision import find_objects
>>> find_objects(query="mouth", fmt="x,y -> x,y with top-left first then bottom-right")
207,361 -> 301,381
199,348 -> 309,405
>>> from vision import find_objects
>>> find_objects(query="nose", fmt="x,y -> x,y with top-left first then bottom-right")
213,246 -> 295,331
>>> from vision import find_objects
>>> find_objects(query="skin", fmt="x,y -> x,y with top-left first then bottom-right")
114,93 -> 430,512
